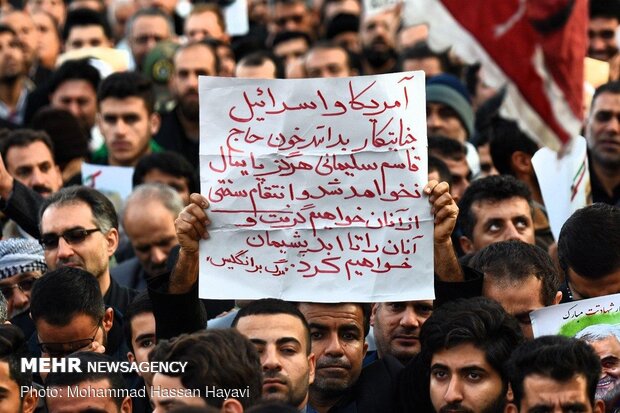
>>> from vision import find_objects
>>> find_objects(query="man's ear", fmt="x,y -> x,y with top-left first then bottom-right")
510,151 -> 532,175
120,396 -> 132,413
553,291 -> 563,305
149,112 -> 161,135
22,388 -> 38,413
459,235 -> 475,254
370,303 -> 379,327
221,398 -> 244,413
594,399 -> 605,413
103,307 -> 114,333
105,228 -> 119,258
504,402 -> 518,413
308,352 -> 316,385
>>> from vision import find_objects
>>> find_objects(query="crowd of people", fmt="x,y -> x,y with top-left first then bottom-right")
0,0 -> 618,411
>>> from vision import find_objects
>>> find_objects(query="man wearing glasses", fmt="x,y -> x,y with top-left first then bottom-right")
38,185 -> 137,313
0,238 -> 46,337
29,266 -> 127,362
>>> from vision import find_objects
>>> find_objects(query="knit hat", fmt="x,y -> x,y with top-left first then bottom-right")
426,74 -> 475,138
0,239 -> 47,280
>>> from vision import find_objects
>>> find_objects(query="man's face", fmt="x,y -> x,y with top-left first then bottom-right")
0,32 -> 25,82
360,9 -> 398,68
460,197 -> 535,254
5,141 -> 62,197
567,267 -> 620,301
515,373 -> 603,413
298,303 -> 368,396
585,92 -> 620,171
430,153 -> 470,202
47,379 -> 131,413
142,168 -> 190,205
482,276 -> 546,340
0,271 -> 41,319
184,11 -> 226,42
129,15 -> 171,69
26,0 -> 66,27
274,37 -> 308,74
371,301 -> 433,364
36,311 -> 112,358
32,11 -> 60,67
271,2 -> 313,35
0,361 -> 33,413
589,336 -> 620,403
128,312 -> 156,386
50,80 -> 98,130
0,12 -> 38,65
123,201 -> 178,278
588,17 -> 619,62
427,102 -> 467,142
305,47 -> 352,78
98,96 -> 159,166
402,57 -> 443,78
171,45 -> 217,123
65,24 -> 111,50
236,313 -> 315,409
40,201 -> 118,279
151,373 -> 209,413
430,343 -> 505,413
236,60 -> 277,79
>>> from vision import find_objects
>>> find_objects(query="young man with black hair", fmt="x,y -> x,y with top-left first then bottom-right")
0,324 -> 38,413
588,0 -> 620,62
62,8 -> 113,51
428,136 -> 471,202
93,71 -> 163,167
558,203 -> 620,301
506,335 -> 604,413
398,297 -> 524,413
457,175 -> 535,254
30,267 -> 128,361
45,352 -> 132,413
232,298 -> 315,411
132,151 -> 198,206
150,329 -> 263,412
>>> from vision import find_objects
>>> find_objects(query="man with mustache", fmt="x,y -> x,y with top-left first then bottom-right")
576,324 -> 620,412
156,41 -> 218,169
233,298 -> 315,411
359,7 -> 399,75
584,81 -> 620,206
588,0 -> 620,62
398,298 -> 524,413
0,129 -> 62,239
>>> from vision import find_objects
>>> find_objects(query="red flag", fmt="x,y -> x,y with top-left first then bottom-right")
405,0 -> 587,151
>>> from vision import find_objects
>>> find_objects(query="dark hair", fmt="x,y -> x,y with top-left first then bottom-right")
421,297 -> 524,385
30,267 -> 105,325
487,118 -> 539,176
97,71 -> 155,113
396,41 -> 449,73
132,151 -> 199,193
558,203 -> 620,279
123,292 -> 153,352
469,240 -> 560,306
428,135 -> 467,161
0,129 -> 55,166
46,352 -> 127,408
457,175 -> 532,240
30,107 -> 90,169
237,51 -> 285,79
39,186 -> 119,233
271,30 -> 311,49
428,155 -> 452,187
48,58 -> 101,95
150,329 -> 262,409
62,8 -> 112,42
232,298 -> 311,354
0,24 -> 17,37
0,325 -> 32,392
507,336 -> 601,407
297,302 -> 371,337
246,400 -> 299,413
592,81 -> 620,110
590,0 -> 620,20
